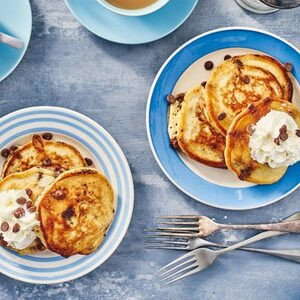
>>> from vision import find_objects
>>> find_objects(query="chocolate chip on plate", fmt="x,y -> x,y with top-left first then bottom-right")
16,197 -> 27,205
217,112 -> 226,121
201,81 -> 207,88
284,62 -> 293,72
26,189 -> 33,198
279,131 -> 288,141
224,54 -> 231,61
28,206 -> 36,213
274,137 -> 281,145
14,208 -> 25,219
84,157 -> 93,166
1,148 -> 10,158
166,94 -> 176,104
42,132 -> 53,140
26,201 -> 34,209
1,222 -> 9,232
204,61 -> 214,70
13,223 -> 20,233
42,158 -> 52,167
54,189 -> 65,200
296,129 -> 300,137
242,75 -> 250,84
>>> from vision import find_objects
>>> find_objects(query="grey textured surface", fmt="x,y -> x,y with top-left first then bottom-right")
0,0 -> 300,299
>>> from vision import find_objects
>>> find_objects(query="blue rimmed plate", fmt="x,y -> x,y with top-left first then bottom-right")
0,106 -> 134,284
64,0 -> 198,44
146,27 -> 300,210
0,0 -> 32,82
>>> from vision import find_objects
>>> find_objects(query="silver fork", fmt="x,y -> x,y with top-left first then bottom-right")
150,214 -> 300,238
146,236 -> 300,263
158,213 -> 300,285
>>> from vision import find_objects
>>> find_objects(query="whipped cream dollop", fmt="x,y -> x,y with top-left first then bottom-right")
249,110 -> 300,168
0,190 -> 39,250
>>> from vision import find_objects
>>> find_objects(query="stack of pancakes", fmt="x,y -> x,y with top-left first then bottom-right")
168,54 -> 300,184
0,134 -> 115,257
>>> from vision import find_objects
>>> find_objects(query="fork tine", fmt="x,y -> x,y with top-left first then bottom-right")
163,267 -> 200,286
152,227 -> 198,232
145,245 -> 187,250
158,251 -> 195,273
159,257 -> 196,277
159,221 -> 199,226
147,231 -> 198,238
160,215 -> 198,219
145,240 -> 188,245
161,262 -> 199,282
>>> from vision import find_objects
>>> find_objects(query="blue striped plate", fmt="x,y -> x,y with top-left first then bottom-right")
0,106 -> 134,284
147,27 -> 300,210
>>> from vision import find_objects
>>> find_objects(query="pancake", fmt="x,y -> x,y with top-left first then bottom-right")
37,168 -> 115,257
225,98 -> 300,184
177,85 -> 226,168
206,54 -> 293,136
2,134 -> 86,178
0,168 -> 56,254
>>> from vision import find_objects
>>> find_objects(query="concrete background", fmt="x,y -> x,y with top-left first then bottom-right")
0,0 -> 299,299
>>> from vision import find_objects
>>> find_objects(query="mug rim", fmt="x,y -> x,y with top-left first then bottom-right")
96,0 -> 170,16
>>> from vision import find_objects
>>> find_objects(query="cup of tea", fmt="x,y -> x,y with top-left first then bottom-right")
96,0 -> 170,16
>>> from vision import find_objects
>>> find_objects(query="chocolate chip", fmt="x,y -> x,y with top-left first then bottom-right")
234,59 -> 243,68
217,112 -> 226,121
167,94 -> 176,104
26,201 -> 34,209
296,129 -> 300,137
224,54 -> 231,60
279,131 -> 288,141
42,132 -> 53,140
274,137 -> 281,145
246,125 -> 255,135
84,157 -> 93,166
279,125 -> 287,133
10,145 -> 18,152
13,223 -> 20,233
28,206 -> 36,213
204,61 -> 214,70
284,62 -> 293,72
201,81 -> 207,88
242,75 -> 250,84
239,167 -> 253,180
175,93 -> 185,102
16,197 -> 27,205
248,104 -> 256,113
26,189 -> 33,198
42,158 -> 52,167
62,206 -> 75,220
54,168 -> 65,177
54,189 -> 65,200
170,137 -> 179,149
1,148 -> 10,158
14,208 -> 25,219
1,222 -> 9,232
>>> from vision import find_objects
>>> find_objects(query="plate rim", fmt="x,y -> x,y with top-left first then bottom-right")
146,26 -> 300,211
64,0 -> 198,45
0,0 -> 32,82
0,106 -> 134,284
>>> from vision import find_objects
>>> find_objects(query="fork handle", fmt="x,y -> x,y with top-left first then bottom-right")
220,219 -> 300,233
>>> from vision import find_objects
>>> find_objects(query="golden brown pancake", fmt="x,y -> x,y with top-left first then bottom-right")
206,54 -> 293,136
225,98 -> 300,184
37,168 -> 115,257
2,135 -> 86,178
177,85 -> 226,168
0,168 -> 56,254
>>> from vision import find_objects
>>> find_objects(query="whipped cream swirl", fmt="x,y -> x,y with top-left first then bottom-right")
249,110 -> 300,168
0,190 -> 39,250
